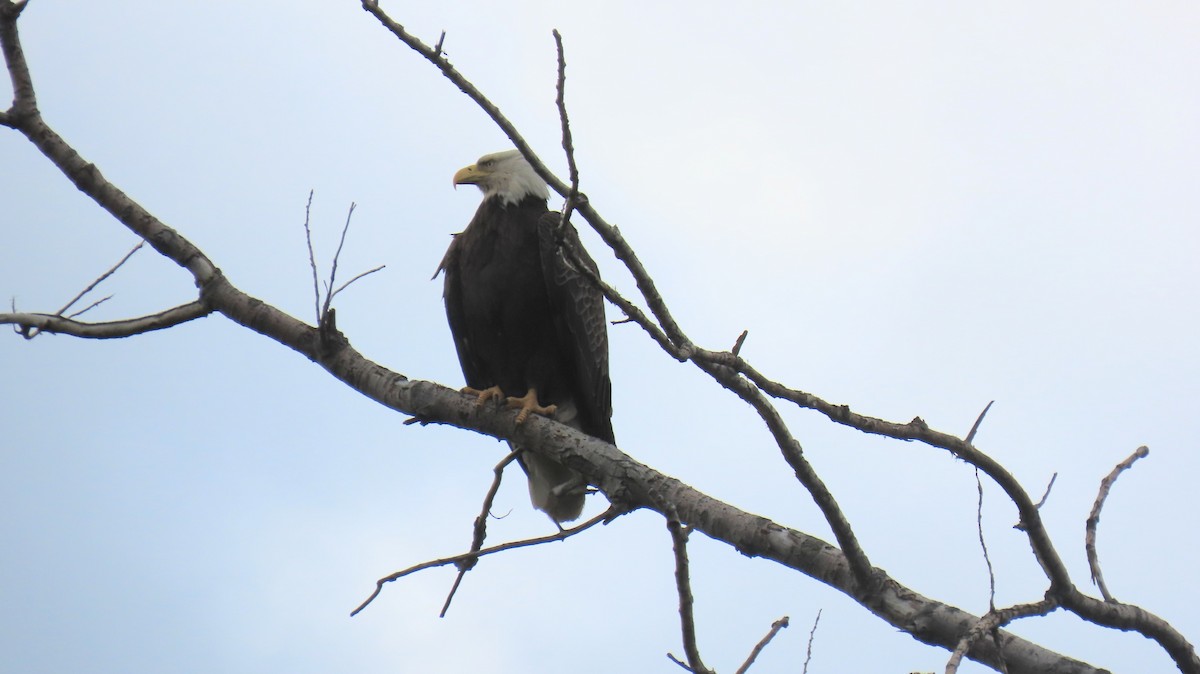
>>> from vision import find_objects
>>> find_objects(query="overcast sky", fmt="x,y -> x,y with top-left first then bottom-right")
2,2 -> 1198,673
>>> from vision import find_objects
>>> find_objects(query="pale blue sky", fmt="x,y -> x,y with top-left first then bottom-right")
3,2 -> 1198,672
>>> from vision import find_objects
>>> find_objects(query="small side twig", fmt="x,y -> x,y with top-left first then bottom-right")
965,400 -> 994,444
1086,445 -> 1149,602
329,264 -> 386,303
666,517 -> 713,674
736,614 -> 791,674
351,506 -> 616,617
439,449 -> 520,617
1035,472 -> 1058,509
66,294 -> 113,319
1014,472 -> 1057,532
731,329 -> 749,357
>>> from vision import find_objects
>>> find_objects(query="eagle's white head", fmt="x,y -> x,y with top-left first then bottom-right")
452,149 -> 550,207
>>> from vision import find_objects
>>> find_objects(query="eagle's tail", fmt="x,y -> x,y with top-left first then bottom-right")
514,446 -> 586,524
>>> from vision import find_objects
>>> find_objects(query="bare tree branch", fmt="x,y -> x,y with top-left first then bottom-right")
439,449 -> 520,618
736,615 -> 790,674
1086,446 -> 1150,603
5,4 -> 1196,672
0,0 -> 35,127
3,301 -> 212,339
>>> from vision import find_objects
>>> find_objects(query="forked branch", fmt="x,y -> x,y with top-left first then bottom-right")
4,301 -> 211,339
351,506 -> 613,617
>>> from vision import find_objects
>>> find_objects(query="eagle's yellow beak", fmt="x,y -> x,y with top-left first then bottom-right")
452,164 -> 487,188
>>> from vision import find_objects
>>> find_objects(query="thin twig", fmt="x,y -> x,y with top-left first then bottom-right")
66,294 -> 113,319
322,201 -> 357,319
666,517 -> 713,674
975,468 -> 997,611
1016,472 -> 1058,532
968,406 -> 998,611
802,611 -> 820,674
666,653 -> 694,672
1086,446 -> 1149,602
965,400 -> 994,445
351,507 -> 615,617
736,615 -> 791,674
302,190 -> 320,324
439,449 -> 521,617
731,329 -> 749,357
1035,473 -> 1058,509
329,264 -> 386,303
55,240 -> 143,316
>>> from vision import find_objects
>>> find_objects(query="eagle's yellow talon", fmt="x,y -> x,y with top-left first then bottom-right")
506,388 -> 557,424
462,384 -> 505,406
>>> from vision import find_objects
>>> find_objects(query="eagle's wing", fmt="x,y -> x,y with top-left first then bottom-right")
438,233 -> 487,391
537,212 -> 614,443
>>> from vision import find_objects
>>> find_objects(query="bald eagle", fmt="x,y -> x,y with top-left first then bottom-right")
438,149 -> 613,523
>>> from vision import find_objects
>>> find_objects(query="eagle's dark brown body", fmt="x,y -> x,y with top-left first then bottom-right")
440,186 -> 613,522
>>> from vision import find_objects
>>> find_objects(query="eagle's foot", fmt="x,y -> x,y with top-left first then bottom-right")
462,384 -> 505,407
506,388 -> 557,424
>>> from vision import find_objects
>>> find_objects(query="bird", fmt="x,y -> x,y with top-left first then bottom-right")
437,149 -> 614,523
